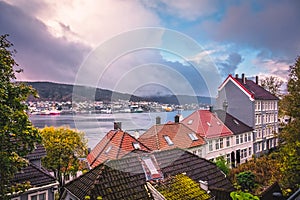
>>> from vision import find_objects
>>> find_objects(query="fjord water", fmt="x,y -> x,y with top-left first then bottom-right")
30,110 -> 193,149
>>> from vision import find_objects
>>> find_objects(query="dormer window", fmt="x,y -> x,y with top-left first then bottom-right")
132,142 -> 141,150
188,133 -> 198,141
164,135 -> 174,146
105,146 -> 112,154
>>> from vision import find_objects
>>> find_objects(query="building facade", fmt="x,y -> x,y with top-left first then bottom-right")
216,74 -> 279,156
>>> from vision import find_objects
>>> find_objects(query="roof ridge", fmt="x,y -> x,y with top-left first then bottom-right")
116,131 -> 126,158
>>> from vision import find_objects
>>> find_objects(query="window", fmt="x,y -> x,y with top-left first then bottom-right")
164,135 -> 174,146
215,139 -> 220,150
240,135 -> 243,143
209,140 -> 213,152
187,119 -> 193,125
132,142 -> 141,149
105,146 -> 112,154
236,136 -> 239,145
248,133 -> 251,141
226,154 -> 231,164
244,134 -> 248,142
220,138 -> 224,149
249,147 -> 252,156
241,149 -> 247,159
188,133 -> 198,141
226,137 -> 230,147
29,191 -> 47,200
206,122 -> 212,127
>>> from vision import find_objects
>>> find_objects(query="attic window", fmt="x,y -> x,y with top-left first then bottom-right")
132,142 -> 141,150
206,122 -> 212,127
164,135 -> 174,146
233,119 -> 239,125
105,146 -> 112,154
141,155 -> 163,181
188,133 -> 198,141
187,119 -> 193,125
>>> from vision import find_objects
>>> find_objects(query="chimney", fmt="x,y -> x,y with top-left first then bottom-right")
256,76 -> 259,84
209,105 -> 213,112
242,73 -> 246,84
174,115 -> 180,123
235,74 -> 238,79
134,131 -> 139,139
114,122 -> 122,130
156,116 -> 161,125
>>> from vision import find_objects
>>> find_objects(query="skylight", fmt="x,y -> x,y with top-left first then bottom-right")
164,135 -> 174,146
233,119 -> 239,125
188,119 -> 193,125
188,133 -> 198,141
132,142 -> 141,150
206,122 -> 212,127
105,146 -> 112,154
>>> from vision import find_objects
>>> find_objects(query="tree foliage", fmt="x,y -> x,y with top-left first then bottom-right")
236,171 -> 256,192
0,34 -> 41,199
215,156 -> 230,176
277,56 -> 300,193
39,126 -> 88,194
260,76 -> 283,97
230,190 -> 260,200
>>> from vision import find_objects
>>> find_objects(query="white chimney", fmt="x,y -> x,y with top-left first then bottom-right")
134,131 -> 139,139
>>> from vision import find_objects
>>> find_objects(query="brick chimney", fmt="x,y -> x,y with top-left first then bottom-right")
156,116 -> 161,125
114,122 -> 122,130
242,73 -> 246,84
174,115 -> 180,123
235,74 -> 238,79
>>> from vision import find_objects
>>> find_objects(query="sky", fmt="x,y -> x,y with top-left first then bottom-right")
1,0 -> 299,98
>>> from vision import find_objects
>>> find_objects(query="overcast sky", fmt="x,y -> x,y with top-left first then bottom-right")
1,0 -> 299,97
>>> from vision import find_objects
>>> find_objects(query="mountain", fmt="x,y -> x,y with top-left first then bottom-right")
24,81 -> 214,105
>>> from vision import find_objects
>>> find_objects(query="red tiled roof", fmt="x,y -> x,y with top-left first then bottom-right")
181,110 -> 233,139
87,130 -> 151,168
139,122 -> 205,150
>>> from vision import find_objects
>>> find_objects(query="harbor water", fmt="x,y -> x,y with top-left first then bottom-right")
29,110 -> 194,149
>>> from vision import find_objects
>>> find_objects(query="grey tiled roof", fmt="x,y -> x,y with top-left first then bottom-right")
62,148 -> 234,200
13,163 -> 57,187
25,143 -> 46,161
235,78 -> 279,100
214,110 -> 253,135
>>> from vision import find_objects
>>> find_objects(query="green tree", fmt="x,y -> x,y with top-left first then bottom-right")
260,76 -> 283,97
278,56 -> 300,193
39,126 -> 88,194
0,34 -> 41,199
236,171 -> 256,192
230,190 -> 260,200
215,156 -> 230,176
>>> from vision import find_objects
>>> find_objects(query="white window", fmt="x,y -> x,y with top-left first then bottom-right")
29,191 -> 47,200
188,133 -> 198,141
240,135 -> 243,143
220,138 -> 224,149
226,137 -> 230,147
226,154 -> 231,164
132,142 -> 141,149
244,134 -> 248,142
215,139 -> 220,150
209,140 -> 213,152
105,146 -> 112,154
164,135 -> 174,146
249,147 -> 252,156
248,133 -> 251,141
236,136 -> 239,145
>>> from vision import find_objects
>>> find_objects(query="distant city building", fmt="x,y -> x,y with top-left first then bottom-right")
216,74 -> 279,156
